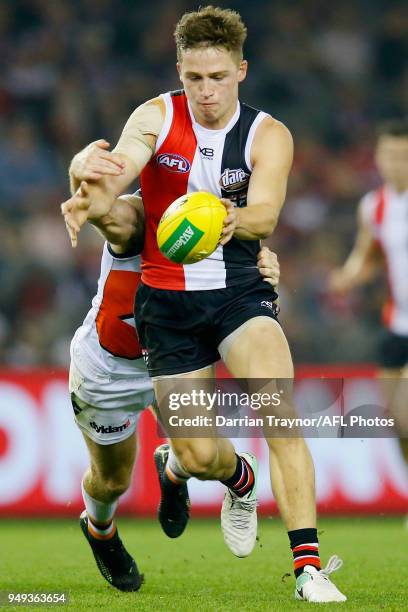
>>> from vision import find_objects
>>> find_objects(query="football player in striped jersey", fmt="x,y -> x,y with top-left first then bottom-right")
62,6 -> 346,602
330,119 -> 408,484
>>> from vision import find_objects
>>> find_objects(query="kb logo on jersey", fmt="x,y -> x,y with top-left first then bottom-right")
199,146 -> 214,159
157,153 -> 191,173
220,168 -> 250,193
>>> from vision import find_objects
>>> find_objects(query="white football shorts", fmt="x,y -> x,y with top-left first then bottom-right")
69,335 -> 154,445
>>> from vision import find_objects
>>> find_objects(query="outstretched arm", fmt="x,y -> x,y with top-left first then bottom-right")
329,207 -> 383,293
61,182 -> 144,254
66,140 -> 144,253
64,98 -> 164,244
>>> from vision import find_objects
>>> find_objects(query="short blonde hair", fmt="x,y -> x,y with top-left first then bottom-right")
174,5 -> 247,62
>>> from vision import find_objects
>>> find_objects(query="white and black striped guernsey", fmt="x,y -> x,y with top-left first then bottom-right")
140,90 -> 269,290
360,185 -> 408,335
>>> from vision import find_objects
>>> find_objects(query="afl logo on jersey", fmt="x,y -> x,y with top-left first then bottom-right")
220,168 -> 250,193
157,153 -> 191,173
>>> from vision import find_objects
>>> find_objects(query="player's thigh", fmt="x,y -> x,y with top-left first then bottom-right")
222,316 -> 294,379
83,431 -> 137,484
377,367 -> 404,407
153,365 -> 219,459
378,368 -> 403,378
378,367 -> 408,436
152,363 -> 216,409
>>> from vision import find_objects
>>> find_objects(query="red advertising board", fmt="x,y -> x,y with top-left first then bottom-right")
0,368 -> 407,516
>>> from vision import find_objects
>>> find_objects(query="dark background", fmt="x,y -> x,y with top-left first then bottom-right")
0,0 -> 406,366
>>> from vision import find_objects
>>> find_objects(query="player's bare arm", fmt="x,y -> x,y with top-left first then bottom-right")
64,98 -> 165,243
67,139 -> 146,251
329,206 -> 384,293
62,181 -> 144,253
69,139 -> 126,194
220,118 -> 293,244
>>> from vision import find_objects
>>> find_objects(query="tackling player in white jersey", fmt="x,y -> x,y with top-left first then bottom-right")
67,141 -> 281,591
330,119 -> 408,470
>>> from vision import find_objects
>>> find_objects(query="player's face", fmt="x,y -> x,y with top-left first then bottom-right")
177,46 -> 247,129
376,136 -> 408,191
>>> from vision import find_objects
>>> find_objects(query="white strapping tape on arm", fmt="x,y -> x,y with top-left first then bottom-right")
113,100 -> 164,171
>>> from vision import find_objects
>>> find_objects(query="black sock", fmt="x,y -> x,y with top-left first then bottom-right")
221,454 -> 254,497
288,528 -> 320,577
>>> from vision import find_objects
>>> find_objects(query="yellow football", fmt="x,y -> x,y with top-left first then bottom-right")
157,191 -> 227,264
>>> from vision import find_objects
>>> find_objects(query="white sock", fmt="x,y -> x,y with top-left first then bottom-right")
81,478 -> 118,527
166,448 -> 191,483
87,519 -> 116,539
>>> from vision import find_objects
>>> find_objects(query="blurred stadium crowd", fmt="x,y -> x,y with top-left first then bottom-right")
0,0 -> 407,366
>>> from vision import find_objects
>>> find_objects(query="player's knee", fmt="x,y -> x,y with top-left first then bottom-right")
103,476 -> 131,500
92,468 -> 132,500
176,441 -> 218,478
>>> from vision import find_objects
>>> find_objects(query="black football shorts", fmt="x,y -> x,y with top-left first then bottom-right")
135,276 -> 279,377
378,329 -> 408,369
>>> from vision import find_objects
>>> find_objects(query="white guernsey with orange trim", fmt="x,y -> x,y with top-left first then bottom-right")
359,185 -> 408,334
69,242 -> 153,412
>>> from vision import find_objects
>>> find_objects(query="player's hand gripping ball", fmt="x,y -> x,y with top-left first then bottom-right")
157,191 -> 227,264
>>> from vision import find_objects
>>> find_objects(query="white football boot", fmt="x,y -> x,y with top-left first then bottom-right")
221,453 -> 258,557
295,555 -> 347,602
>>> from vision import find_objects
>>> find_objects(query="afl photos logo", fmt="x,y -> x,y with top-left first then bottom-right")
220,168 -> 250,193
157,153 -> 191,173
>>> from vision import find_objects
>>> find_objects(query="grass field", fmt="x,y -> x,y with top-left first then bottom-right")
1,517 -> 406,611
